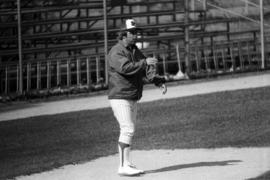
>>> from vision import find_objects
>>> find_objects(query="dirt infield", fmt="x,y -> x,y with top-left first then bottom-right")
1,72 -> 270,180
16,148 -> 270,180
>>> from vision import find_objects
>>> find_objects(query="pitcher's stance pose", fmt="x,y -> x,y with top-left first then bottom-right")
108,19 -> 167,176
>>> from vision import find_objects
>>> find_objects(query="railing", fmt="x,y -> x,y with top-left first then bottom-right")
1,37 -> 269,96
1,0 -> 269,98
0,55 -> 106,95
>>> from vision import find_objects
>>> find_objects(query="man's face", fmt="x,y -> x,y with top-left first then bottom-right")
125,31 -> 137,45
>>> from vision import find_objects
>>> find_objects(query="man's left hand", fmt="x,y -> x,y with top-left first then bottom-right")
160,84 -> 167,95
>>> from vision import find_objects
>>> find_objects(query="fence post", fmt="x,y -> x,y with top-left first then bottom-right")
77,58 -> 80,86
17,65 -> 19,92
226,22 -> 231,54
247,43 -> 251,66
103,0 -> 109,85
57,60 -> 61,86
238,42 -> 244,70
213,47 -> 218,71
253,32 -> 257,52
17,0 -> 23,95
229,44 -> 235,71
27,63 -> 31,91
260,0 -> 265,69
221,48 -> 226,71
195,49 -> 200,72
86,57 -> 91,87
162,54 -> 166,75
47,61 -> 51,89
204,52 -> 209,71
37,62 -> 41,90
5,66 -> 8,94
67,59 -> 70,87
184,0 -> 190,73
176,43 -> 182,72
96,56 -> 100,83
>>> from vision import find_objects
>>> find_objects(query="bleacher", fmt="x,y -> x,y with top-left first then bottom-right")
0,0 -> 269,99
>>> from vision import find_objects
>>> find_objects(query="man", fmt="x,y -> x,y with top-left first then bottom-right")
108,19 -> 167,176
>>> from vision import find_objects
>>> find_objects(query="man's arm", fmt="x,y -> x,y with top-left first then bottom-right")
144,63 -> 167,94
109,50 -> 147,76
145,65 -> 166,86
109,46 -> 158,76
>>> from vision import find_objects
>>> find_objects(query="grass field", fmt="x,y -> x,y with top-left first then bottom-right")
0,86 -> 270,179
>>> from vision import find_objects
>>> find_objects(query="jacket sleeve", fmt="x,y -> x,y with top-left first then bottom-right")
109,48 -> 146,76
143,64 -> 166,87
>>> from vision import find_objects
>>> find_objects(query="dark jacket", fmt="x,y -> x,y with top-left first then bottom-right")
108,41 -> 165,100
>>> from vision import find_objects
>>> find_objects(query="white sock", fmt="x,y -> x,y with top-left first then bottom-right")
118,142 -> 130,167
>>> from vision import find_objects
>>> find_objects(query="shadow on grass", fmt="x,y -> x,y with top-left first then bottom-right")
248,170 -> 270,180
146,160 -> 242,174
0,102 -> 43,114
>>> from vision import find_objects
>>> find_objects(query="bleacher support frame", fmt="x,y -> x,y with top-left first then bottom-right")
0,0 -> 269,96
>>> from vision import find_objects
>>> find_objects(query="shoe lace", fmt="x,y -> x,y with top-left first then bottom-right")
126,162 -> 136,168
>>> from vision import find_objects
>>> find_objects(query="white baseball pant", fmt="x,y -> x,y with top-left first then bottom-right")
109,99 -> 138,145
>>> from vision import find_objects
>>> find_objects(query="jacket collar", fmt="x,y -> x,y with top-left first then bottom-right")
118,40 -> 134,50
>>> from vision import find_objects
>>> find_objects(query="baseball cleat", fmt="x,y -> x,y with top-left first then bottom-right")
126,163 -> 145,174
118,165 -> 144,176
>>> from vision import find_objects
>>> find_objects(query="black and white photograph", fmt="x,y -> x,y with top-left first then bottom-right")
0,0 -> 270,179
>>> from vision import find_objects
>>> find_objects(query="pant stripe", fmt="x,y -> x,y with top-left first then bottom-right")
110,99 -> 137,145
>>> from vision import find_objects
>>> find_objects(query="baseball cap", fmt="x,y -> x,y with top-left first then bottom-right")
120,19 -> 142,33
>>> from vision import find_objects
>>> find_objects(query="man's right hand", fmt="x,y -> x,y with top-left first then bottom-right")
146,57 -> 158,65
